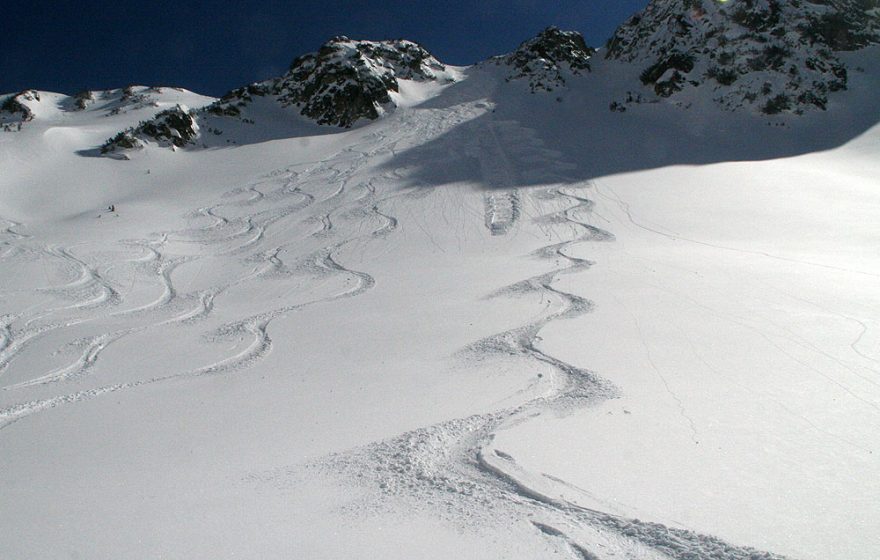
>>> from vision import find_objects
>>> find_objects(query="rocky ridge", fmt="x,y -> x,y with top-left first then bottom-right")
102,29 -> 598,154
0,90 -> 40,131
208,37 -> 449,126
275,37 -> 448,125
96,5 -> 880,155
606,0 -> 880,114
102,105 -> 199,153
101,37 -> 450,153
0,86 -> 195,136
493,27 -> 595,92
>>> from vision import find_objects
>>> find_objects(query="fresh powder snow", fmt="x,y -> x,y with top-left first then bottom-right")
1,12 -> 879,560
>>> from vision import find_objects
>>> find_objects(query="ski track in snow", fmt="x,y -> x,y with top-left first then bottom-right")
0,109 -> 792,559
0,113 -> 464,433
307,180 -> 790,559
478,122 -> 521,236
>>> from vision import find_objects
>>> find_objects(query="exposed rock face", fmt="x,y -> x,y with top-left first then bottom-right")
803,0 -> 880,50
209,37 -> 447,128
496,27 -> 595,92
275,37 -> 446,126
102,37 -> 449,153
606,0 -> 880,113
205,84 -> 269,118
97,9 -> 880,155
71,90 -> 94,111
1,90 -> 40,129
101,105 -> 198,153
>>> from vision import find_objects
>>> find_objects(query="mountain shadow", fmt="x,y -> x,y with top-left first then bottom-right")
378,49 -> 880,192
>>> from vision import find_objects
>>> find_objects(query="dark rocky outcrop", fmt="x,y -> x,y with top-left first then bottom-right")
606,0 -> 880,114
71,90 -> 94,111
274,37 -> 445,126
495,27 -> 595,92
101,105 -> 198,153
101,37 -> 449,153
209,37 -> 447,128
1,90 -> 39,122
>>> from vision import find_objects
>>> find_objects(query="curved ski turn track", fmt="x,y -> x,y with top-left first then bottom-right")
4,87 -> 876,559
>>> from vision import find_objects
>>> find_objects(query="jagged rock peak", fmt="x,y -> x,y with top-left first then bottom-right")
204,36 -> 449,128
100,38 -> 452,153
272,36 -> 447,126
606,0 -> 880,114
298,36 -> 447,81
497,27 -> 595,92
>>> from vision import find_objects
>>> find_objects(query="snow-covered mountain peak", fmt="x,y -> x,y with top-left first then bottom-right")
304,36 -> 448,82
606,0 -> 880,114
205,36 -> 451,128
271,36 -> 449,126
100,37 -> 455,154
495,27 -> 595,92
96,12 -> 880,157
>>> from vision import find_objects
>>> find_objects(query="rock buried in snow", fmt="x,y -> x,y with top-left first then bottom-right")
71,90 -> 94,111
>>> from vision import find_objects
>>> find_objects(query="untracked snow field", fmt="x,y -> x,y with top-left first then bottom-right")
1,51 -> 879,560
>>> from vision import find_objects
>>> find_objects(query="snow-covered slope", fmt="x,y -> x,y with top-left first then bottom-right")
490,26 -> 596,92
101,37 -> 459,154
1,23 -> 879,560
98,3 -> 880,159
0,86 -> 214,127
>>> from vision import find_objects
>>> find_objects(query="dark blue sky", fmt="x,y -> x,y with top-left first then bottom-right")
1,0 -> 647,97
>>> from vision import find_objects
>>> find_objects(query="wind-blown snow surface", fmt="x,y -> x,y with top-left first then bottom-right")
1,49 -> 879,560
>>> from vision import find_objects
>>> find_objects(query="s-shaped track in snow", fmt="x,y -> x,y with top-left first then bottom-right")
0,128 -> 418,430
314,184 -> 791,560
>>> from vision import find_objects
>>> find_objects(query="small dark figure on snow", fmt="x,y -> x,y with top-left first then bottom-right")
108,204 -> 115,212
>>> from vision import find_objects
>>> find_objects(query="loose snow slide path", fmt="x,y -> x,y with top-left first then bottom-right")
2,62 -> 880,559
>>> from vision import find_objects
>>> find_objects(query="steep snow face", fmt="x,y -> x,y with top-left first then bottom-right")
492,27 -> 595,92
606,0 -> 880,113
